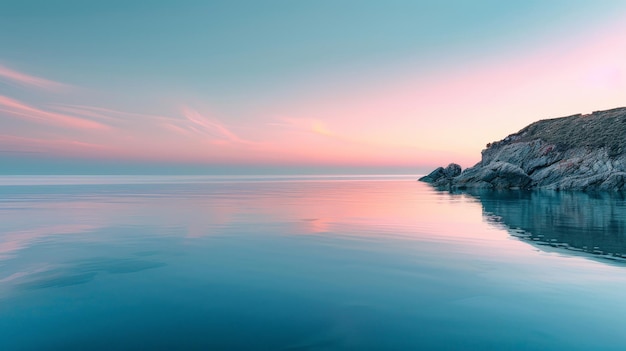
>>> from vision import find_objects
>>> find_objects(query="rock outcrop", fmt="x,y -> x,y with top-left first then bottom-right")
418,163 -> 461,186
420,107 -> 626,191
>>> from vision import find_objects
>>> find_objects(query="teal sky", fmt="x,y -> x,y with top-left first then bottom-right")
2,1 -> 626,174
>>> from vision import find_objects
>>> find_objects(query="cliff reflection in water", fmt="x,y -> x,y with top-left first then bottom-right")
468,190 -> 626,262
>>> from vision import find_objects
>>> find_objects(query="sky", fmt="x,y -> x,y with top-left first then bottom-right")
1,0 -> 626,174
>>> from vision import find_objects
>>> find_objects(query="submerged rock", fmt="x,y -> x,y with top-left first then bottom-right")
420,107 -> 626,191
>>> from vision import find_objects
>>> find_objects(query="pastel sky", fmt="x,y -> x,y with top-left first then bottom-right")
2,1 -> 626,174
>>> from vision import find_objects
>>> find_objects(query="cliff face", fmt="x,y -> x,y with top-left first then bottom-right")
420,107 -> 626,191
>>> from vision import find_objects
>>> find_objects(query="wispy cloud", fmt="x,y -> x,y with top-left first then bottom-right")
52,104 -> 245,144
159,122 -> 195,137
49,103 -> 256,147
180,106 -> 251,144
0,96 -> 109,130
0,134 -> 111,154
0,64 -> 69,91
275,117 -> 335,137
53,104 -> 200,139
52,104 -> 181,124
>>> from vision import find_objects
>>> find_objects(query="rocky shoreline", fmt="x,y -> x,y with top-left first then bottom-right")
420,107 -> 626,191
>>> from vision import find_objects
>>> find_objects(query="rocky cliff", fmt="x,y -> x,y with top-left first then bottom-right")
420,107 -> 626,191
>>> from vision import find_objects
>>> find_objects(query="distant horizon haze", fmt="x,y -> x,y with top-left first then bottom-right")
0,157 -> 431,176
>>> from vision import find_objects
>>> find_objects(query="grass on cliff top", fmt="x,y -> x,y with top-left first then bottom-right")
510,107 -> 626,154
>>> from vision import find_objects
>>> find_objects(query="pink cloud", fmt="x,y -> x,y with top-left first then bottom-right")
0,96 -> 109,130
180,106 -> 252,144
160,122 -> 195,137
273,117 -> 335,137
52,104 -> 189,141
52,104 -> 182,124
0,64 -> 69,91
0,134 -> 111,156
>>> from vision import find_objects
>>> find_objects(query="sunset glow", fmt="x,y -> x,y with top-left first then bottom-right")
2,2 -> 626,174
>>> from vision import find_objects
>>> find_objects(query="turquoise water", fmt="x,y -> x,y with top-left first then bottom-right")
1,176 -> 626,350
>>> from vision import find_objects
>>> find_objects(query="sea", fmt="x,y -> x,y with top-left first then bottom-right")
1,175 -> 626,350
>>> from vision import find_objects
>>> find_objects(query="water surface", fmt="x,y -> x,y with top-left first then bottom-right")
1,175 -> 625,350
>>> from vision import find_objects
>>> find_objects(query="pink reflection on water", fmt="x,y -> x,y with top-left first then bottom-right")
0,178 -> 598,269
298,218 -> 331,234
238,180 -> 486,239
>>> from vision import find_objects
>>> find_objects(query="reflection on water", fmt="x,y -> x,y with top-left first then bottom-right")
469,190 -> 626,262
3,176 -> 626,350
17,257 -> 166,290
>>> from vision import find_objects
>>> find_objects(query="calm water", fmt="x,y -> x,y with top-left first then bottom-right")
1,175 -> 626,350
